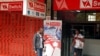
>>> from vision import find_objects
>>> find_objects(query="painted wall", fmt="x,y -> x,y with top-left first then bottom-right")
83,39 -> 100,56
0,11 -> 43,56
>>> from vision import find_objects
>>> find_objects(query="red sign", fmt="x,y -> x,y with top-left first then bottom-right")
0,1 -> 23,11
0,0 -> 22,2
28,1 -> 45,12
23,0 -> 46,19
53,0 -> 100,10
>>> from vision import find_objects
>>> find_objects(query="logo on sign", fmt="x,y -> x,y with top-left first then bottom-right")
0,2 -> 22,11
80,0 -> 92,8
55,0 -> 68,10
80,0 -> 100,8
1,3 -> 8,10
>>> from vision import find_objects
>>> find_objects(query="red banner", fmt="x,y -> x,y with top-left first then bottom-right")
0,1 -> 23,11
53,0 -> 100,10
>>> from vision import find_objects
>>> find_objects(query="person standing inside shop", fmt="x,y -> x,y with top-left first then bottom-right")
71,29 -> 85,56
33,28 -> 44,56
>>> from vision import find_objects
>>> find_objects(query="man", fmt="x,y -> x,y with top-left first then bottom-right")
34,28 -> 44,56
71,29 -> 85,56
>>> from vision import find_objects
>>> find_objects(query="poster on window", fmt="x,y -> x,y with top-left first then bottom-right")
43,20 -> 62,56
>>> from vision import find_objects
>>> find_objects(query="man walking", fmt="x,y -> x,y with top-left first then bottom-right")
71,29 -> 85,56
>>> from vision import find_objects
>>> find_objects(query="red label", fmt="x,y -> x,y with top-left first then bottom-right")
45,22 -> 61,26
28,1 -> 45,12
0,2 -> 22,11
8,2 -> 22,11
80,0 -> 100,9
34,2 -> 45,12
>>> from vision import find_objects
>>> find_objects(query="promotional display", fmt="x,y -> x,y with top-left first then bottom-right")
0,1 -> 23,11
53,0 -> 100,10
43,20 -> 62,56
23,0 -> 46,19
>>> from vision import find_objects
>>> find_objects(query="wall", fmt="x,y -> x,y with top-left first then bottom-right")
0,11 -> 43,56
83,39 -> 100,56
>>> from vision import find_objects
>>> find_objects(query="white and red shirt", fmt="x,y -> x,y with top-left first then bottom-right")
74,34 -> 84,49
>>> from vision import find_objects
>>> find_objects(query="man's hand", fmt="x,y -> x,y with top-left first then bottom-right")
35,51 -> 37,53
70,46 -> 72,51
74,37 -> 78,39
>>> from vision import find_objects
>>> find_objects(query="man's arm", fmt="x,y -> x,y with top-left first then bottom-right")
71,38 -> 76,49
77,38 -> 84,42
33,34 -> 37,51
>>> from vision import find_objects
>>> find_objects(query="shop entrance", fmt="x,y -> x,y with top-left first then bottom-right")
61,23 -> 100,56
57,11 -> 100,56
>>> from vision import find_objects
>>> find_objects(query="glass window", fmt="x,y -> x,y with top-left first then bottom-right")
88,15 -> 96,21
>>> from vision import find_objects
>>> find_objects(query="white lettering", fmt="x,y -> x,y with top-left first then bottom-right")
34,3 -> 45,10
9,4 -> 21,9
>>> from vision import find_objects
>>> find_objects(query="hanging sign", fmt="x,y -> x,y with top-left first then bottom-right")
23,0 -> 46,19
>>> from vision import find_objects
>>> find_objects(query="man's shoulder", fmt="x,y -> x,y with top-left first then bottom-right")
34,33 -> 39,37
79,34 -> 84,38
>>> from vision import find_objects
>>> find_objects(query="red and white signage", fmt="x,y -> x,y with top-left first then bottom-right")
23,0 -> 46,19
53,0 -> 100,10
80,0 -> 100,9
28,1 -> 45,12
43,20 -> 62,56
0,1 -> 23,11
0,0 -> 22,2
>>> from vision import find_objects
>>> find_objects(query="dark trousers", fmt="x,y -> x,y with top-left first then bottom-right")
74,48 -> 82,56
37,48 -> 43,56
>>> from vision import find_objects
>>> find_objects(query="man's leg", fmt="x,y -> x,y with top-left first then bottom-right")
76,49 -> 82,56
78,49 -> 82,56
40,48 -> 43,56
37,48 -> 43,56
74,48 -> 77,56
37,48 -> 39,56
74,52 -> 76,56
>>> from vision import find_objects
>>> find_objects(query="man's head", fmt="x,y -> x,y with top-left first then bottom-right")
39,28 -> 43,34
75,29 -> 80,34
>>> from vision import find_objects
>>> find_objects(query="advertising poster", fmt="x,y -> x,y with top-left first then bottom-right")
43,20 -> 62,56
